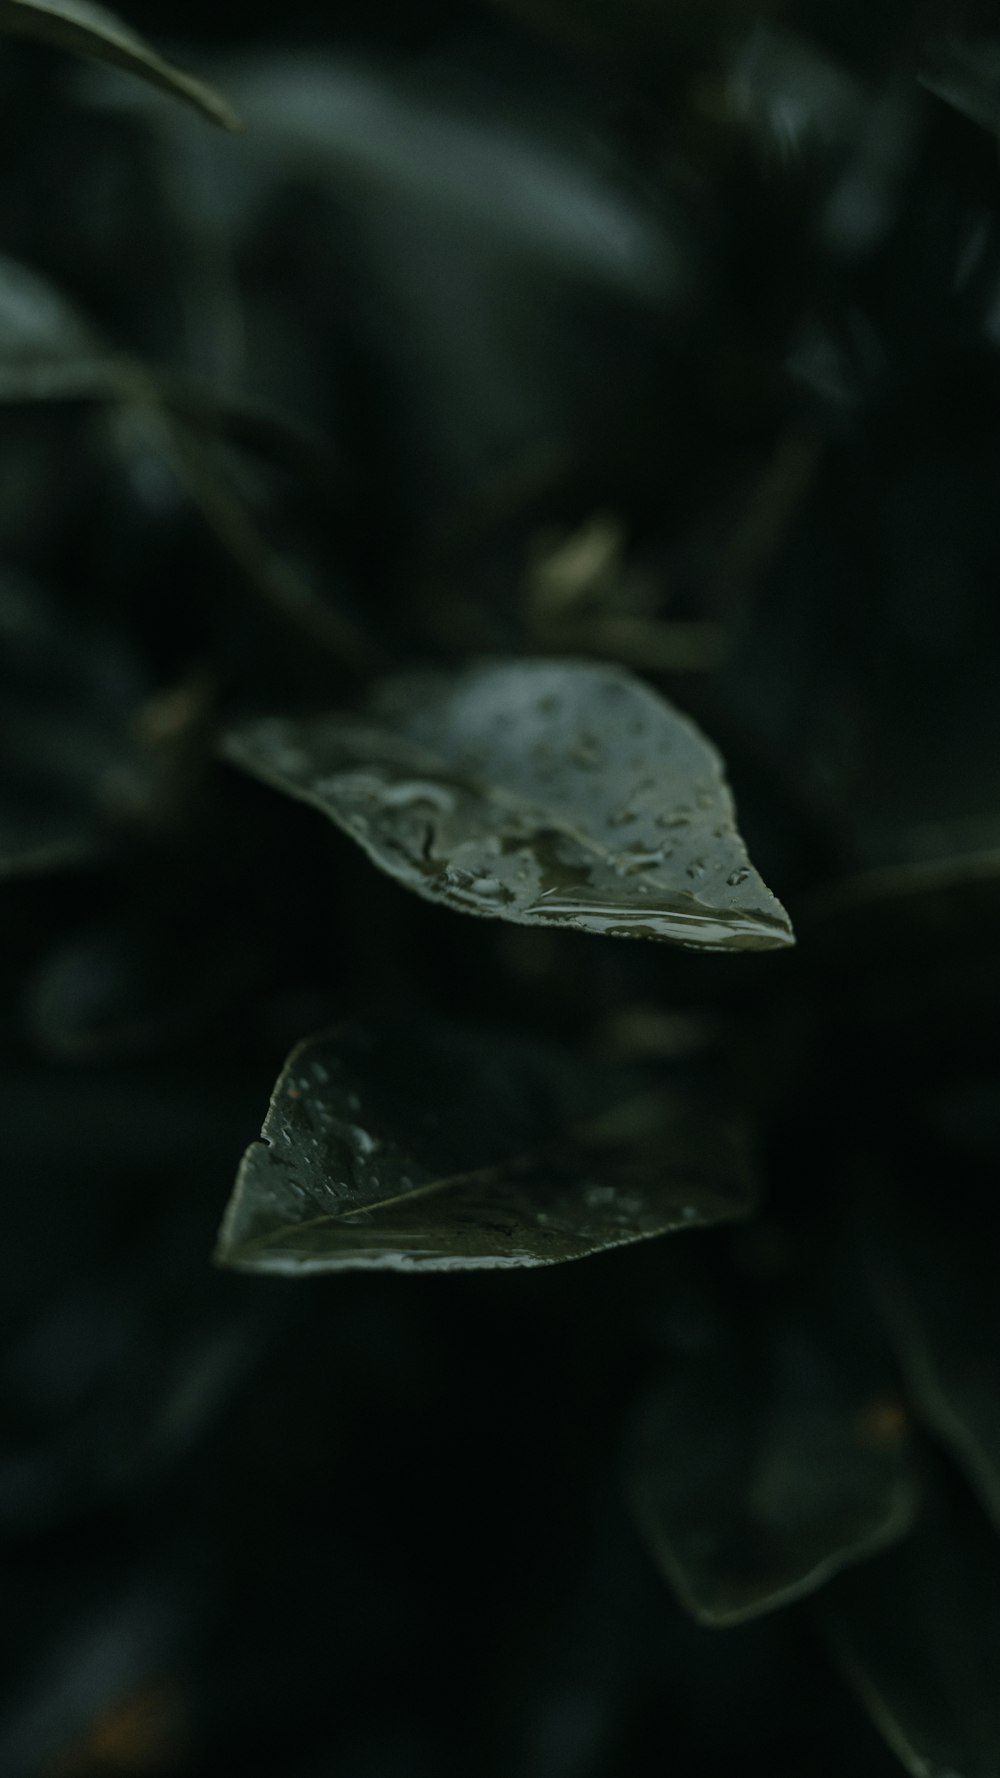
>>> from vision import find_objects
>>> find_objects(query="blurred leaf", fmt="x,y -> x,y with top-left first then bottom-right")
628,1281 -> 919,1625
920,31 -> 1000,134
0,254 -> 337,474
870,1194 -> 1000,1535
723,23 -> 865,160
0,253 -> 366,665
0,1557 -> 199,1777
215,1020 -> 754,1274
221,55 -> 687,301
0,253 -> 124,403
825,1494 -> 1000,1778
0,0 -> 240,128
799,852 -> 1000,988
157,420 -> 375,670
222,659 -> 794,951
0,574 -> 151,877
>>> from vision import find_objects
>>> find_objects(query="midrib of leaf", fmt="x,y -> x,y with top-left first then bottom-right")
229,1087 -> 681,1257
229,1146 -> 544,1259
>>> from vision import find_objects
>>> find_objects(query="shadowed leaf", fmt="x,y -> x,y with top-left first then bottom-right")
628,1277 -> 919,1625
871,1192 -> 1000,1536
826,1494 -> 1000,1778
222,659 -> 794,951
215,1021 -> 754,1274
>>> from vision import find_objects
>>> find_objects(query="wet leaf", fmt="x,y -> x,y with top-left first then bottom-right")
825,1495 -> 1000,1778
221,660 -> 794,951
0,0 -> 241,128
0,574 -> 151,876
628,1280 -> 919,1625
215,1021 -> 754,1274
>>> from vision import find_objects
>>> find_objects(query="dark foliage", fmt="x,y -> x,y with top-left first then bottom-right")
3,2 -> 1000,1773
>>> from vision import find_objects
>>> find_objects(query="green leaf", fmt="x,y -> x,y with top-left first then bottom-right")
0,0 -> 241,128
825,1496 -> 1000,1778
215,1021 -> 754,1274
628,1278 -> 919,1626
221,660 -> 794,951
870,1196 -> 1000,1537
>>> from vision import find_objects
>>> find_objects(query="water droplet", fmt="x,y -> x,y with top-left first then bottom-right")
378,780 -> 456,814
346,1125 -> 378,1157
572,731 -> 603,769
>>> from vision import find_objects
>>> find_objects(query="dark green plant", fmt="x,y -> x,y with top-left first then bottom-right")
4,3 -> 1000,1774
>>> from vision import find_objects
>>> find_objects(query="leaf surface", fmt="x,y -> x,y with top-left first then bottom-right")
628,1274 -> 919,1625
222,660 -> 794,952
216,1021 -> 754,1274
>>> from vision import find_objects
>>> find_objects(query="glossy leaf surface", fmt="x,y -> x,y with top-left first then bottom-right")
216,1021 -> 754,1273
0,0 -> 240,127
222,660 -> 793,951
628,1283 -> 919,1625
